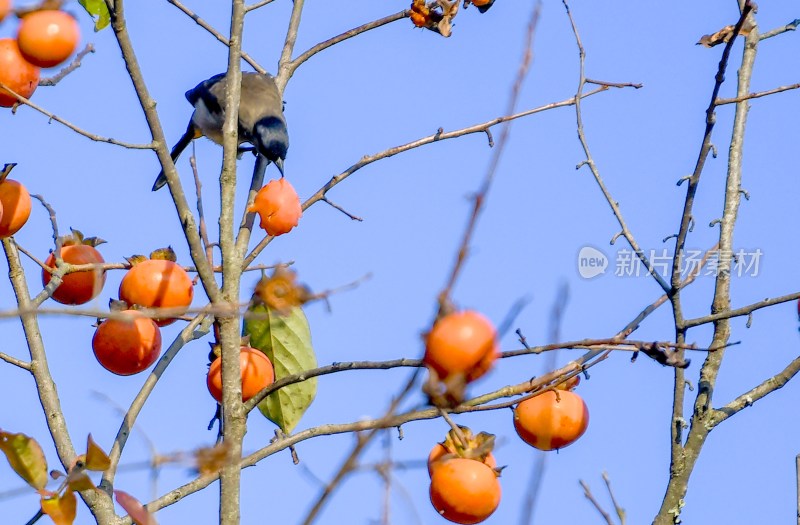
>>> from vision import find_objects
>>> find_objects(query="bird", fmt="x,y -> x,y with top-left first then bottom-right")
152,71 -> 289,191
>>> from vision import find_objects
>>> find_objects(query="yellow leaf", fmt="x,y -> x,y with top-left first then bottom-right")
67,472 -> 96,493
85,434 -> 111,471
0,430 -> 48,490
41,491 -> 77,525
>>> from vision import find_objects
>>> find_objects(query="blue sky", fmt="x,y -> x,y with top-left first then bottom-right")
2,0 -> 800,523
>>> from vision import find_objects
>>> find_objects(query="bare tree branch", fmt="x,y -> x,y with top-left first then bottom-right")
38,44 -> 95,86
684,291 -> 800,328
287,11 -> 409,75
0,82 -> 152,149
655,2 -> 757,523
579,480 -> 615,525
0,352 -> 31,370
759,18 -> 799,41
562,0 -> 668,294
166,0 -> 264,73
716,82 -> 800,105
709,353 -> 800,427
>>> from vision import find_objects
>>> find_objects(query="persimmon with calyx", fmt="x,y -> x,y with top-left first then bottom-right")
429,457 -> 501,524
513,389 -> 589,451
0,163 -> 32,238
0,39 -> 40,107
92,309 -> 162,375
16,10 -> 80,68
42,230 -> 106,305
427,427 -> 497,477
118,249 -> 194,326
248,178 -> 302,236
424,310 -> 499,381
206,346 -> 275,403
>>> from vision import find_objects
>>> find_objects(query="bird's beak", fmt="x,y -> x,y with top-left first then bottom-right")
274,157 -> 285,177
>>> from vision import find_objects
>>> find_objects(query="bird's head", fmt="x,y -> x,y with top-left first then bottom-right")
254,116 -> 289,175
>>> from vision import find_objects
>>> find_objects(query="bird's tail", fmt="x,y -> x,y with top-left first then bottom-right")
152,123 -> 199,191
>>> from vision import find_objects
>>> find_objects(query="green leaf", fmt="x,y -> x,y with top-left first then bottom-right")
244,305 -> 316,433
0,430 -> 48,490
78,0 -> 111,31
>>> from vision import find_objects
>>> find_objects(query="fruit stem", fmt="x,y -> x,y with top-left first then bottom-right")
437,409 -> 468,449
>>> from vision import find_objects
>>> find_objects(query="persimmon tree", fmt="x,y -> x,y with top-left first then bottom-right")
1,0 -> 799,524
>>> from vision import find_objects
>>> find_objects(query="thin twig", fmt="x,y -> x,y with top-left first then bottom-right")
708,351 -> 800,428
437,409 -> 468,448
585,78 -> 643,89
322,197 -> 363,221
715,82 -> 800,105
190,154 -> 215,267
579,480 -> 615,525
602,471 -> 626,525
38,44 -> 95,86
0,352 -> 31,370
234,155 -> 268,260
165,0 -> 264,73
287,11 -> 409,75
684,291 -> 800,328
562,0 -> 668,293
245,0 -> 276,12
759,18 -> 799,41
275,0 -> 305,91
796,454 -> 800,525
520,282 -> 568,525
0,82 -> 152,149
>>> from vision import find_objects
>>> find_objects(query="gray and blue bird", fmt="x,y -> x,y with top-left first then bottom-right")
152,72 -> 289,191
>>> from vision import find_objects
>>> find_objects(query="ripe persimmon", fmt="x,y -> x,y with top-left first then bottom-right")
0,0 -> 11,23
206,346 -> 275,403
424,311 -> 498,381
513,390 -> 589,451
429,457 -> 501,524
248,178 -> 302,236
16,10 -> 79,68
92,311 -> 162,375
119,258 -> 194,326
0,39 -> 40,107
0,165 -> 32,238
42,232 -> 106,305
428,443 -> 496,477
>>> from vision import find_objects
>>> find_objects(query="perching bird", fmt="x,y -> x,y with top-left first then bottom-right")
152,72 -> 289,191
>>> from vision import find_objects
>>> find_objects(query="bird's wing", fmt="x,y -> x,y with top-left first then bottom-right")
185,73 -> 226,116
237,73 -> 286,136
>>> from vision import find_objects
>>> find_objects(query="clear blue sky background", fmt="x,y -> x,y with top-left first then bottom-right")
2,1 -> 799,524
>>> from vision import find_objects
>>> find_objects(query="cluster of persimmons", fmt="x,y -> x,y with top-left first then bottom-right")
422,310 -> 589,523
0,158 -> 302,403
0,0 -> 80,106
